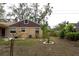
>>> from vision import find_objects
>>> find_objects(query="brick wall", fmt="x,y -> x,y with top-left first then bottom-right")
7,27 -> 42,38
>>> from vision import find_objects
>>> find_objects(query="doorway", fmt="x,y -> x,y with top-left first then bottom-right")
35,30 -> 39,38
1,28 -> 5,37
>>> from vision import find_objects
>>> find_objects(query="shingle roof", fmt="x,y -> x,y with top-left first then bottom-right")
9,20 -> 40,27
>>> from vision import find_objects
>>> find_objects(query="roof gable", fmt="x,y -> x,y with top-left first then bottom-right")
9,20 -> 40,27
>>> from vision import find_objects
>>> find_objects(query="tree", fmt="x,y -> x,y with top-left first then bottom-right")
8,3 -> 31,21
8,3 -> 53,23
53,21 -> 75,39
39,3 -> 53,24
7,12 -> 15,22
0,3 -> 5,19
53,21 -> 68,38
30,3 -> 39,22
30,3 -> 53,23
41,21 -> 50,41
64,23 -> 74,32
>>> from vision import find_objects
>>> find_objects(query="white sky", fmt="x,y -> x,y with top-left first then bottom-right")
48,0 -> 79,28
1,0 -> 79,28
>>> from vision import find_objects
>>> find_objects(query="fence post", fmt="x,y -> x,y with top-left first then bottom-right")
10,38 -> 14,56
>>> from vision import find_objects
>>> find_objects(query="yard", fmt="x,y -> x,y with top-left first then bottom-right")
0,37 -> 79,56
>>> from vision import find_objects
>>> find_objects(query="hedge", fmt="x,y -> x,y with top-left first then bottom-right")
66,32 -> 79,41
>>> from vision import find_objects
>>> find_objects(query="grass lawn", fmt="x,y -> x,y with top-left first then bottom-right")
0,37 -> 79,56
14,39 -> 39,46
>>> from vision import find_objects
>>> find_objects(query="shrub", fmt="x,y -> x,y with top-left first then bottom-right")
49,31 -> 58,37
59,24 -> 74,39
66,32 -> 79,41
59,29 -> 66,39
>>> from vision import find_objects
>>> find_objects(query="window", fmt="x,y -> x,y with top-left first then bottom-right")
35,30 -> 39,33
21,27 -> 25,32
10,27 -> 16,33
24,20 -> 29,24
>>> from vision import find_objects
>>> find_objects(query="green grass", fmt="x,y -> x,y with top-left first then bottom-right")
14,39 -> 39,46
0,38 -> 10,45
0,38 -> 40,56
0,38 -> 39,46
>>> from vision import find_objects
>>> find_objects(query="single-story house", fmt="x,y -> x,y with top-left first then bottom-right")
0,20 -> 42,38
75,22 -> 79,31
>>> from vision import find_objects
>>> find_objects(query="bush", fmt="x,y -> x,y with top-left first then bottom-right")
59,29 -> 66,39
66,32 -> 79,41
49,31 -> 58,37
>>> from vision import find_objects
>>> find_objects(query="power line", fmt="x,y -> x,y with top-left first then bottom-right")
53,13 -> 79,14
53,10 -> 79,11
52,10 -> 79,14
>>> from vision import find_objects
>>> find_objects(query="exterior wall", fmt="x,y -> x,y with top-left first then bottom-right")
6,27 -> 42,38
5,28 -> 10,38
39,28 -> 42,38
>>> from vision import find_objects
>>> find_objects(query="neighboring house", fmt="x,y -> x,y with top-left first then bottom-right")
0,20 -> 42,38
75,22 -> 79,31
69,22 -> 79,32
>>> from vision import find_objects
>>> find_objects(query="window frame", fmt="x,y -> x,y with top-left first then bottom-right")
10,27 -> 16,33
20,27 -> 26,32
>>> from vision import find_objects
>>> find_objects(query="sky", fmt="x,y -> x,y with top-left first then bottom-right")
48,0 -> 79,28
1,0 -> 79,28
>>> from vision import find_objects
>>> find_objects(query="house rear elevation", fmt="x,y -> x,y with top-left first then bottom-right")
0,20 -> 42,38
